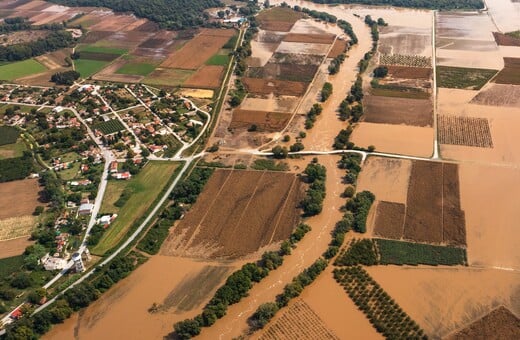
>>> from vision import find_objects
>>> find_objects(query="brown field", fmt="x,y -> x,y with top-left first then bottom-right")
373,201 -> 405,239
161,169 -> 303,259
258,299 -> 339,340
183,65 -> 224,89
284,33 -> 335,44
402,161 -> 466,245
242,78 -> 307,96
0,236 -> 33,259
36,48 -> 71,69
447,306 -> 520,339
79,51 -> 121,62
257,7 -> 302,32
230,110 -> 292,132
327,39 -> 347,58
363,95 -> 433,127
249,63 -> 319,83
492,32 -> 520,47
0,179 -> 41,219
438,115 -> 493,148
143,68 -> 194,87
386,65 -> 432,79
81,31 -> 113,44
160,29 -> 234,70
95,30 -> 152,49
276,41 -> 331,56
89,15 -> 141,32
470,84 -> 520,107
366,266 -> 520,339
493,57 -> 520,85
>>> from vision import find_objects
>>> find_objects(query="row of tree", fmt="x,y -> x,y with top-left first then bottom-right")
307,0 -> 483,10
301,160 -> 327,216
0,30 -> 74,61
305,103 -> 323,129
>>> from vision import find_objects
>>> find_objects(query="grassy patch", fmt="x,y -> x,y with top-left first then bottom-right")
143,68 -> 194,86
251,159 -> 289,171
91,161 -> 179,255
375,238 -> 467,266
0,140 -> 27,160
0,59 -> 46,81
257,6 -> 302,22
74,59 -> 109,78
0,126 -> 20,146
437,66 -> 498,90
206,53 -> 230,66
0,255 -> 24,278
506,30 -> 520,39
94,119 -> 125,135
79,45 -> 128,55
115,62 -> 156,76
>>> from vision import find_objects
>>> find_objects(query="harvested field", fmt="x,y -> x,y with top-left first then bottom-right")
159,265 -> 231,313
230,110 -> 292,132
258,299 -> 339,340
438,115 -> 493,148
370,87 -> 430,100
82,31 -> 113,44
242,78 -> 307,96
363,95 -> 433,127
283,33 -> 335,44
373,201 -> 405,239
446,306 -> 520,340
249,63 -> 319,82
0,237 -> 33,259
470,84 -> 520,107
183,65 -> 224,89
492,32 -> 520,46
161,169 -> 303,259
494,57 -> 520,85
239,96 -> 299,113
160,29 -> 234,70
0,179 -> 41,219
143,68 -> 194,87
276,41 -> 331,56
403,161 -> 466,246
257,7 -> 302,32
89,15 -> 140,32
327,39 -> 347,58
379,30 -> 431,57
179,89 -> 214,99
0,215 -> 38,241
386,65 -> 431,79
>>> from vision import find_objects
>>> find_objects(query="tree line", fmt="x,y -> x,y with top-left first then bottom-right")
0,30 -> 74,61
306,0 -> 483,10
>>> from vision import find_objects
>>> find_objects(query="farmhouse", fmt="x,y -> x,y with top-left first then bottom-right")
78,203 -> 94,215
110,161 -> 118,173
41,253 -> 68,271
113,171 -> 131,180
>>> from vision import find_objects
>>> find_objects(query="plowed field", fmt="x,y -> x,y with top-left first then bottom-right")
0,179 -> 41,219
161,169 -> 303,259
373,201 -> 405,239
183,65 -> 224,88
494,57 -> 520,85
363,95 -> 433,127
492,32 -> 520,47
327,39 -> 348,58
386,65 -> 432,79
284,33 -> 335,44
438,115 -> 493,148
242,78 -> 307,96
230,110 -> 292,132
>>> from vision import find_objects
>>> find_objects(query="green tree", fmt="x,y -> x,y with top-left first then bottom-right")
250,302 -> 279,329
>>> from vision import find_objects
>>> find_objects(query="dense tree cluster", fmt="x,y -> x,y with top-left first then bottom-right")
338,19 -> 358,45
301,160 -> 327,216
48,0 -> 224,30
0,17 -> 31,33
51,70 -> 80,85
333,127 -> 353,150
40,171 -> 65,209
305,103 -> 323,129
306,0 -> 483,10
0,30 -> 74,61
0,151 -> 34,183
293,6 -> 337,23
328,53 -> 346,75
320,82 -> 333,102
346,191 -> 375,233
335,239 -> 378,265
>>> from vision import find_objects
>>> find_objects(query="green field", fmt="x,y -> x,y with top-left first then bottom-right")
206,53 -> 230,66
375,239 -> 467,266
506,30 -> 520,39
0,255 -> 24,278
74,59 -> 110,78
143,68 -> 194,86
94,119 -> 126,135
0,140 -> 27,160
437,66 -> 498,90
78,45 -> 128,55
92,161 -> 179,255
116,62 -> 156,76
0,126 -> 20,146
0,59 -> 47,81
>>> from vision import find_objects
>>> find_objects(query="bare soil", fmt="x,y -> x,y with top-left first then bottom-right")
492,32 -> 520,47
242,78 -> 307,96
230,110 -> 292,132
373,201 -> 406,239
257,7 -> 302,32
386,65 -> 432,79
283,33 -> 335,44
438,115 -> 493,148
0,236 -> 33,259
445,306 -> 520,340
327,39 -> 347,58
161,169 -> 303,259
183,65 -> 224,89
493,58 -> 520,85
0,179 -> 41,219
470,84 -> 520,107
363,95 -> 433,127
276,41 -> 331,56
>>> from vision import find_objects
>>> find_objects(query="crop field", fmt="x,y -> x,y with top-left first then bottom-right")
438,116 -> 493,148
230,110 -> 292,132
437,66 -> 498,90
492,32 -> 520,47
327,39 -> 348,58
74,59 -> 110,78
373,201 -> 406,239
375,239 -> 467,266
493,57 -> 520,85
0,140 -> 26,159
370,87 -> 430,100
242,78 -> 307,96
386,65 -> 432,79
0,126 -> 20,146
257,6 -> 303,32
115,62 -> 156,76
249,63 -> 319,83
0,215 -> 37,242
470,84 -> 520,107
205,54 -> 230,66
363,95 -> 433,127
0,179 -> 41,220
183,65 -> 225,89
446,306 -> 520,339
92,161 -> 179,255
283,33 -> 335,44
259,299 -> 339,340
144,68 -> 194,87
160,29 -> 235,70
276,41 -> 331,56
94,119 -> 126,135
380,54 -> 431,68
403,161 -> 466,245
0,59 -> 47,81
161,169 -> 303,259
